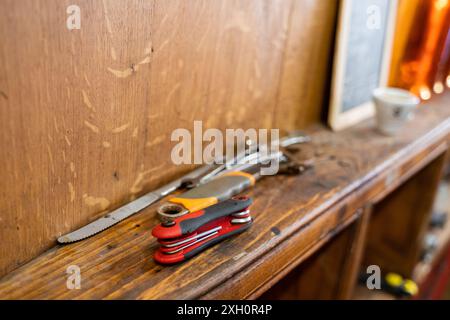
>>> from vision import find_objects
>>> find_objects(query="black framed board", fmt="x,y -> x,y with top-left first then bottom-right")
328,0 -> 398,130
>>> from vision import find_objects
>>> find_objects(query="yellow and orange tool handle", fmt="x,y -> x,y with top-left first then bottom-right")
167,171 -> 255,213
152,196 -> 252,239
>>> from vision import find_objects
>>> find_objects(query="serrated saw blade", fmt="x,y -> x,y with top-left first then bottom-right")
57,192 -> 160,243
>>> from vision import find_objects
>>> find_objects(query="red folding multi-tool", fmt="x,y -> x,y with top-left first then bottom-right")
152,196 -> 253,264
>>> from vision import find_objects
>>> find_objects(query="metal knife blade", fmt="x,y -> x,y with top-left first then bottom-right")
57,192 -> 160,243
57,164 -> 216,244
57,133 -> 310,244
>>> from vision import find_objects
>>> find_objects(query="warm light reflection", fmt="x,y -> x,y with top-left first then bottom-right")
447,75 -> 450,88
433,81 -> 445,94
435,0 -> 449,10
419,86 -> 432,100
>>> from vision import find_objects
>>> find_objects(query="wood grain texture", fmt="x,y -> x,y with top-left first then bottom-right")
259,207 -> 370,300
0,0 -> 337,276
335,205 -> 372,299
0,93 -> 448,299
363,153 -> 446,278
273,0 -> 338,130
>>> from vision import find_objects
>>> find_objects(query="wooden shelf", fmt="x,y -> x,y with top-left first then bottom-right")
414,181 -> 450,284
260,209 -> 370,300
0,93 -> 449,299
351,178 -> 450,300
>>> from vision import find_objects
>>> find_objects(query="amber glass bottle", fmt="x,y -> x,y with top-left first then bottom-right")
433,27 -> 450,93
389,0 -> 450,100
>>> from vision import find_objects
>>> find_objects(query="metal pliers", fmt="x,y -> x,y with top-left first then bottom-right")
157,133 -> 311,223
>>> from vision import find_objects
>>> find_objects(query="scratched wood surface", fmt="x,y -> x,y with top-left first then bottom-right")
260,208 -> 370,300
0,0 -> 337,276
0,93 -> 448,299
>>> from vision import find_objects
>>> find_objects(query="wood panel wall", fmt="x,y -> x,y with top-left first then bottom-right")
0,0 -> 338,277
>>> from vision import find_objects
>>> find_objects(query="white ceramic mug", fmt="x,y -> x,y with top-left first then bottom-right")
372,87 -> 420,136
